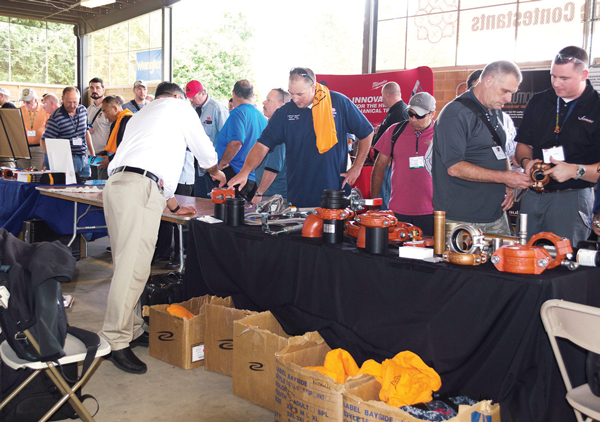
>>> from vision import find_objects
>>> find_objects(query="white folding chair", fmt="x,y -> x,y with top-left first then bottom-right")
0,329 -> 111,422
541,299 -> 600,422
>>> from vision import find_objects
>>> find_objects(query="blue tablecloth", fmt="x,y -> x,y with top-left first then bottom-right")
0,179 -> 107,238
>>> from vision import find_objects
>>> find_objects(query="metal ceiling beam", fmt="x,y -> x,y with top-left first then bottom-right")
75,0 -> 180,36
0,0 -> 180,36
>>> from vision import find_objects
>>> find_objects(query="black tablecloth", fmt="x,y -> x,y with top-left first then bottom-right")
184,219 -> 600,422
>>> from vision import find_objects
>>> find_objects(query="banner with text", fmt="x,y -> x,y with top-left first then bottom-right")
136,49 -> 162,82
316,67 -> 434,126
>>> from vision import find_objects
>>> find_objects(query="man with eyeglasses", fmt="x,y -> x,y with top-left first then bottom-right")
228,67 -> 374,208
371,92 -> 436,235
515,46 -> 600,246
432,61 -> 531,235
100,82 -> 226,375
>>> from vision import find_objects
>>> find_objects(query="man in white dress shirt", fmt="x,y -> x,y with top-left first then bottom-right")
101,82 -> 226,374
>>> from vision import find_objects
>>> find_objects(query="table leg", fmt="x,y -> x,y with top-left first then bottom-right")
178,224 -> 184,273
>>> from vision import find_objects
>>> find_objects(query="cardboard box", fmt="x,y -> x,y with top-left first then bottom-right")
204,297 -> 256,376
148,295 -> 216,370
232,311 -> 322,411
274,341 -> 371,422
342,377 -> 501,422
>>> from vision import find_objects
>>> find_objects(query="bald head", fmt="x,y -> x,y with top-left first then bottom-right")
382,82 -> 402,108
42,93 -> 59,114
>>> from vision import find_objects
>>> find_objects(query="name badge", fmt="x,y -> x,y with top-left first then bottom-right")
543,145 -> 565,163
72,137 -> 83,146
409,156 -> 425,169
492,146 -> 506,160
27,130 -> 36,137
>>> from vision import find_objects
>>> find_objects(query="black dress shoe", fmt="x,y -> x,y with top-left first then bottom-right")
130,331 -> 149,348
107,347 -> 147,374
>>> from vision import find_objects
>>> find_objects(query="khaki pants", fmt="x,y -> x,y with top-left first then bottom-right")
100,171 -> 165,351
17,145 -> 45,170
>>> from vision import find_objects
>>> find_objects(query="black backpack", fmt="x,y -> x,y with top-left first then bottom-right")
0,252 -> 100,421
0,259 -> 67,362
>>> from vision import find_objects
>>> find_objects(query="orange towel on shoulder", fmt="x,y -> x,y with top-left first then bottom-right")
103,109 -> 133,154
312,83 -> 337,154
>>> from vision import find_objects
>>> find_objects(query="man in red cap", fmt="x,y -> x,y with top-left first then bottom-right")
185,79 -> 230,198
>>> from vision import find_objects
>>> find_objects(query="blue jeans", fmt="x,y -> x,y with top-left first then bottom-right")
194,171 -> 215,199
73,155 -> 91,178
379,166 -> 392,210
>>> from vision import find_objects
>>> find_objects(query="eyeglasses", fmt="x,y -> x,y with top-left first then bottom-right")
408,110 -> 429,119
290,68 -> 315,84
554,53 -> 587,66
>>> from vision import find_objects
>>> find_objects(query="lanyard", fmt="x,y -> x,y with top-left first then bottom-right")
554,97 -> 578,143
27,109 -> 37,129
414,122 -> 432,155
69,112 -> 80,135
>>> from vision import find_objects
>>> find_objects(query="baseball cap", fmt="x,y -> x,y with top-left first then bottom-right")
20,88 -> 37,102
0,88 -> 10,97
186,80 -> 204,98
133,80 -> 147,89
408,92 -> 436,116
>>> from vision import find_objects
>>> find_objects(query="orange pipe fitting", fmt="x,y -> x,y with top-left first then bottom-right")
530,163 -> 551,191
211,188 -> 235,204
443,251 -> 487,266
354,213 -> 398,228
313,207 -> 354,221
302,213 -> 324,238
527,232 -> 573,269
491,245 -> 552,274
345,220 -> 360,238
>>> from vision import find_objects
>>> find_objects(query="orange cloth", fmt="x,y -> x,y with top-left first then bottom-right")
357,359 -> 383,384
19,104 -> 49,146
305,348 -> 359,384
103,109 -> 133,154
378,351 -> 442,407
166,304 -> 195,320
312,83 -> 337,154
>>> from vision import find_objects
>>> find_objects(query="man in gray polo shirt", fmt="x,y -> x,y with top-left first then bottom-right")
432,61 -> 530,235
185,79 -> 229,198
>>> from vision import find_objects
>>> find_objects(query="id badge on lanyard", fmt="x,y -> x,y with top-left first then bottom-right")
409,156 -> 425,169
492,145 -> 506,160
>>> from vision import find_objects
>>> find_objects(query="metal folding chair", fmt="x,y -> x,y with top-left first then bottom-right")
541,299 -> 600,422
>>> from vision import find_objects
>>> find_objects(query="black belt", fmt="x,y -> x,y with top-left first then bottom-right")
29,144 -> 40,147
112,166 -> 160,183
530,187 -> 580,194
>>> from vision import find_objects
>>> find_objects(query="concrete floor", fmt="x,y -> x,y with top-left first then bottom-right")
55,236 -> 273,422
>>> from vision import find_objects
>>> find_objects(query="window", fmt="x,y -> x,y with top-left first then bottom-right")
0,18 -> 75,85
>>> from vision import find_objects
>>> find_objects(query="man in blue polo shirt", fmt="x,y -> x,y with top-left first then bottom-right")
43,86 -> 94,177
216,79 -> 267,200
228,67 -> 373,207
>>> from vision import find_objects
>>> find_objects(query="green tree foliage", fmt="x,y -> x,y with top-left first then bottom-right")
173,12 -> 255,103
0,17 -> 75,85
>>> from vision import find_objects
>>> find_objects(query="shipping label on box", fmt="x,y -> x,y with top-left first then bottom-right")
274,342 -> 371,422
342,377 -> 501,422
148,295 -> 218,370
232,311 -> 322,412
204,298 -> 256,376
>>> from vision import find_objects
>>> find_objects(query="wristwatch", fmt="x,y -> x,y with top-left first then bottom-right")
574,164 -> 586,180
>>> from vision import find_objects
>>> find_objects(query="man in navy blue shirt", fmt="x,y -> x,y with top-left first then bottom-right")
229,67 -> 373,207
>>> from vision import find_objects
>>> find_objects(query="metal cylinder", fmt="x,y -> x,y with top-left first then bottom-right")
434,211 -> 445,256
225,198 -> 245,227
365,226 -> 389,255
519,213 -> 528,245
214,203 -> 226,222
322,219 -> 344,244
492,237 -> 502,254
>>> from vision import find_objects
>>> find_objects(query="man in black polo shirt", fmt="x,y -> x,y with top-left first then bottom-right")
372,82 -> 408,206
515,46 -> 600,246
